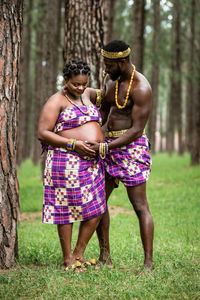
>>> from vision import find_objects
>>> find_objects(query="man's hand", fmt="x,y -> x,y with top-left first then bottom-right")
74,140 -> 96,157
86,141 -> 99,154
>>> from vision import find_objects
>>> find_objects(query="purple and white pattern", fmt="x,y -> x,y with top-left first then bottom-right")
104,135 -> 152,187
43,149 -> 106,224
42,104 -> 106,225
54,105 -> 102,132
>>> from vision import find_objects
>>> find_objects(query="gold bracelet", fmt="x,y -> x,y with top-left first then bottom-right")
95,89 -> 102,109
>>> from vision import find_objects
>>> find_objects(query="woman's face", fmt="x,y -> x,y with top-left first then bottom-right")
65,74 -> 89,98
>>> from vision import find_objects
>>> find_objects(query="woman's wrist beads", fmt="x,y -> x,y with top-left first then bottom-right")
99,142 -> 109,159
66,139 -> 76,151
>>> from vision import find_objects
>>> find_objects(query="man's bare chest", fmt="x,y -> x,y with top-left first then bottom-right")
104,80 -> 134,110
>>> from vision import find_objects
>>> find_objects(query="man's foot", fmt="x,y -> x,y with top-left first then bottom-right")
137,263 -> 154,276
95,258 -> 113,270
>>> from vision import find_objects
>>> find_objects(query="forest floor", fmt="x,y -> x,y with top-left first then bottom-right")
0,154 -> 200,299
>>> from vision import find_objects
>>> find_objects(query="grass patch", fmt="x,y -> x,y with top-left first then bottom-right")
1,154 -> 199,299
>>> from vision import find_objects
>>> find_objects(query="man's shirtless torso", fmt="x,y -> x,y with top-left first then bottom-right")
103,70 -> 152,133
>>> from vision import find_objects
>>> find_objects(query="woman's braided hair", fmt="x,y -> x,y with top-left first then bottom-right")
63,60 -> 90,78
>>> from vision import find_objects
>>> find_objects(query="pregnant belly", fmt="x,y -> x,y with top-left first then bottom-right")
57,121 -> 104,143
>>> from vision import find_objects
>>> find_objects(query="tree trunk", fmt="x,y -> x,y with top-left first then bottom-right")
64,0 -> 104,88
43,0 -> 62,97
174,1 -> 183,155
132,0 -> 146,73
32,0 -> 62,165
167,16 -> 176,155
185,0 -> 195,153
147,0 -> 160,154
103,0 -> 115,44
167,75 -> 175,154
190,0 -> 200,165
17,0 -> 33,165
167,1 -> 183,155
32,0 -> 46,165
0,0 -> 23,268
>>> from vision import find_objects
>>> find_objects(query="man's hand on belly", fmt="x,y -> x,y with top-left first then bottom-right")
86,141 -> 99,155
75,140 -> 96,157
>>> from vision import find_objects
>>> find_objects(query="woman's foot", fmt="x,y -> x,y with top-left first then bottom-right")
62,256 -> 76,271
63,256 -> 89,272
74,256 -> 91,267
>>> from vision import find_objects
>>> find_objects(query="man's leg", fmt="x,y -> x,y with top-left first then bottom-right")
127,182 -> 154,269
73,215 -> 102,261
96,177 -> 116,265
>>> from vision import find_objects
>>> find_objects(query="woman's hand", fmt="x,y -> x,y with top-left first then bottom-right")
74,140 -> 96,157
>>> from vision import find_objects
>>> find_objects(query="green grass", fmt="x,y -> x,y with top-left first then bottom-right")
0,154 -> 200,299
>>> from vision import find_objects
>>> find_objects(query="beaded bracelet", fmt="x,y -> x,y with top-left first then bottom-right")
99,142 -> 109,159
66,139 -> 76,151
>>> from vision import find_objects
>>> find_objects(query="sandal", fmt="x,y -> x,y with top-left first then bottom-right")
64,260 -> 86,272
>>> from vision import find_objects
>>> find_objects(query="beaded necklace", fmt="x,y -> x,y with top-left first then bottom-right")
115,65 -> 135,109
63,89 -> 89,115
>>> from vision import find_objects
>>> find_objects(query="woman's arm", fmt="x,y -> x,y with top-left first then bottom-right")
38,93 -> 96,157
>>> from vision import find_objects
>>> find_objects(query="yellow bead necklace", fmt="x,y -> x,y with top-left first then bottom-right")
115,65 -> 135,109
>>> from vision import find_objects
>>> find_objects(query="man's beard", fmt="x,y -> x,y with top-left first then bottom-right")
110,65 -> 121,81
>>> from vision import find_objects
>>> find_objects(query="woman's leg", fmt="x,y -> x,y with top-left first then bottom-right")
57,223 -> 74,269
73,215 -> 102,261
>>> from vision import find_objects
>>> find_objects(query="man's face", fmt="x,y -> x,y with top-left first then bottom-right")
104,59 -> 121,81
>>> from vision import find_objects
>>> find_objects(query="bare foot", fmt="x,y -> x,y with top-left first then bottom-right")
74,266 -> 87,273
95,258 -> 113,270
137,264 -> 154,276
63,256 -> 76,271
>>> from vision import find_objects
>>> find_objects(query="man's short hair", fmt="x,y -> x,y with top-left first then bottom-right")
101,40 -> 131,60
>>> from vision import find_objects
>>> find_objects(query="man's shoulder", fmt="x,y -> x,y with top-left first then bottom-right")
135,71 -> 151,88
134,71 -> 151,92
132,72 -> 152,104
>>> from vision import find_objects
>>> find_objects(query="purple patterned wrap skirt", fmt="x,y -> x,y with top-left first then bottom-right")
104,135 -> 152,187
42,147 -> 106,224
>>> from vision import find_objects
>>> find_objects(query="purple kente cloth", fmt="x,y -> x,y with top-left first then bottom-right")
41,104 -> 102,154
54,104 -> 102,131
104,135 -> 152,187
42,105 -> 106,225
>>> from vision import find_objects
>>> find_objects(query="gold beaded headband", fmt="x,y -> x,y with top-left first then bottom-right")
101,47 -> 131,59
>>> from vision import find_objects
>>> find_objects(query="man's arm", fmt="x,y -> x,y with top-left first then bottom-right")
107,85 -> 152,150
87,82 -> 110,125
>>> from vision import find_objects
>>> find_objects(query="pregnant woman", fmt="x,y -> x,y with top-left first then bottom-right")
37,60 -> 106,271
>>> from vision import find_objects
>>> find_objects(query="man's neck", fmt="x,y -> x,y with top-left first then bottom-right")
119,63 -> 133,82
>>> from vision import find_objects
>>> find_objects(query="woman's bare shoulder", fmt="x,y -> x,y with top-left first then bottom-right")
44,91 -> 64,108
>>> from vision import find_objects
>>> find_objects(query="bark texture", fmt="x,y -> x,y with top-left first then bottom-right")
32,0 -> 62,165
64,0 -> 104,88
147,0 -> 160,153
32,0 -> 46,165
17,0 -> 33,165
190,0 -> 200,165
0,0 -> 23,268
133,0 -> 146,72
167,1 -> 183,154
103,0 -> 115,44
